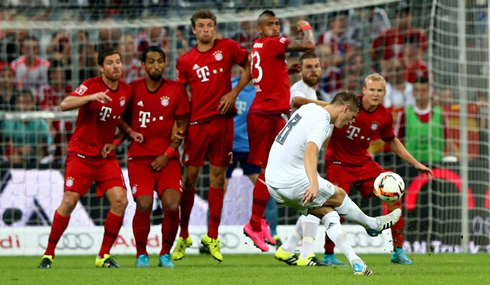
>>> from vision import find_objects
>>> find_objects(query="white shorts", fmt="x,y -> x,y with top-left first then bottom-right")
267,174 -> 335,216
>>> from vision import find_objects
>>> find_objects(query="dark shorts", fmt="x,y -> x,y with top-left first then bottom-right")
226,151 -> 261,178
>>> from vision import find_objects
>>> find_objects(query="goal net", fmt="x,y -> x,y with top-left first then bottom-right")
0,0 -> 488,255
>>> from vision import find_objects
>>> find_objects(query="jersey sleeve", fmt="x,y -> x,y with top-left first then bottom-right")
176,58 -> 188,85
290,87 -> 307,101
380,111 -> 396,142
229,40 -> 249,68
307,119 -> 329,150
175,84 -> 191,119
70,79 -> 94,97
269,37 -> 291,57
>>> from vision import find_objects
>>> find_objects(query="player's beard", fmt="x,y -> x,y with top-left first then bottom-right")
148,71 -> 162,82
303,74 -> 319,88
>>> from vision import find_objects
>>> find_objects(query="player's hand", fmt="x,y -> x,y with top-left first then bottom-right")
90,90 -> 112,104
302,185 -> 318,207
296,20 -> 311,32
171,130 -> 185,143
218,91 -> 237,114
415,162 -> 434,178
101,143 -> 117,158
128,129 -> 144,143
151,154 -> 169,172
288,63 -> 301,74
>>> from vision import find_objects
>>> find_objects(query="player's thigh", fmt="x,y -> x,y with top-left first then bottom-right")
156,158 -> 183,197
94,159 -> 126,197
326,164 -> 356,195
64,156 -> 96,197
183,124 -> 211,167
356,161 -> 385,198
208,117 -> 234,167
247,113 -> 285,168
128,161 -> 156,199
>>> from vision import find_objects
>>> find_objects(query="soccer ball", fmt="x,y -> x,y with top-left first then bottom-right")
373,172 -> 405,203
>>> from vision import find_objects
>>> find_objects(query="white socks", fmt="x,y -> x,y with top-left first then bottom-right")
300,216 -> 319,259
281,216 -> 303,253
322,211 -> 360,266
334,195 -> 377,229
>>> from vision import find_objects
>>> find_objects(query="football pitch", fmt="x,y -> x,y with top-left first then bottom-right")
1,254 -> 488,285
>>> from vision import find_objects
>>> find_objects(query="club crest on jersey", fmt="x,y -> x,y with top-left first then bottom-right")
371,121 -> 379,130
66,177 -> 74,187
161,96 -> 170,106
213,50 -> 223,61
120,97 -> 126,107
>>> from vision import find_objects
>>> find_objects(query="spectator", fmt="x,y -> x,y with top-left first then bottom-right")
77,31 -> 98,82
1,15 -> 29,64
316,44 -> 342,95
317,11 -> 354,69
343,66 -> 363,93
347,5 -> 391,47
10,35 -> 51,90
402,36 -> 428,83
371,3 -> 427,70
45,31 -> 71,63
0,65 -> 21,111
476,91 -> 489,158
117,34 -> 142,83
39,61 -> 72,110
0,90 -> 53,164
97,18 -> 120,53
384,59 -> 415,110
231,10 -> 259,51
395,76 -> 458,162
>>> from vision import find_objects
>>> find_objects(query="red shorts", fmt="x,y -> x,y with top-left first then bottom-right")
326,160 -> 384,198
64,155 -> 126,197
128,158 -> 182,198
247,113 -> 286,168
183,116 -> 233,167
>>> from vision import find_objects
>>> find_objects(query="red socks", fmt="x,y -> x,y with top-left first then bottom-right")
250,172 -> 269,231
179,189 -> 196,239
161,209 -> 180,255
99,211 -> 124,258
44,211 -> 70,257
208,187 -> 224,239
132,209 -> 151,257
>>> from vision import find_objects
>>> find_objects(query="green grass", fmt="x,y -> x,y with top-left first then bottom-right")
1,254 -> 489,285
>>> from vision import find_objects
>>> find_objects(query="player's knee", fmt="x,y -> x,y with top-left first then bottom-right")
210,173 -> 225,188
112,194 -> 128,211
136,197 -> 153,212
60,192 -> 80,214
161,198 -> 180,211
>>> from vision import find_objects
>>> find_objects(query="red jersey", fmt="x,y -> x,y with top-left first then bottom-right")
39,84 -> 72,111
176,38 -> 249,123
127,78 -> 190,160
372,27 -> 427,60
250,36 -> 291,114
68,76 -> 132,157
326,95 -> 395,165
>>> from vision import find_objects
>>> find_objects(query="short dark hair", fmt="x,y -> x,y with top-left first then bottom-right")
299,53 -> 318,66
21,35 -> 39,46
259,10 -> 276,18
330,90 -> 361,111
97,47 -> 121,66
141,46 -> 166,62
191,9 -> 217,28
403,35 -> 420,45
413,76 -> 429,85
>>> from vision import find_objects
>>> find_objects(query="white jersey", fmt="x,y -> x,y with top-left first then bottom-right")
384,82 -> 415,109
266,103 -> 333,188
290,80 -> 318,112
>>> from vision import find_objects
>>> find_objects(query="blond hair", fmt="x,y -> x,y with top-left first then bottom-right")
364,73 -> 386,88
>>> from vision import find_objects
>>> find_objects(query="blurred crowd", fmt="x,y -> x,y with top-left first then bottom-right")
0,1 -> 488,165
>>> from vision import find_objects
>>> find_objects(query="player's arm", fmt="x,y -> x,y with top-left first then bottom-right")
60,91 -> 112,111
302,141 -> 320,206
286,20 -> 315,53
387,138 -> 433,177
218,55 -> 252,114
151,117 -> 189,172
291,97 -> 328,109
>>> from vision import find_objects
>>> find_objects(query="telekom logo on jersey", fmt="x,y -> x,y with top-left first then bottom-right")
138,111 -> 165,128
194,65 -> 225,83
346,125 -> 361,140
99,106 -> 112,122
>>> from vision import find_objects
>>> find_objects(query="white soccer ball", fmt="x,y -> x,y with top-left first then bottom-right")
373,172 -> 405,203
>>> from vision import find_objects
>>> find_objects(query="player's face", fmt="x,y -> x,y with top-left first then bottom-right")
143,51 -> 165,81
335,105 -> 358,128
301,58 -> 321,87
413,83 -> 430,102
99,53 -> 122,82
193,19 -> 216,44
362,79 -> 385,107
258,16 -> 280,37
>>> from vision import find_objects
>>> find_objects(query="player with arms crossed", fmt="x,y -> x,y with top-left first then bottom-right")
322,73 -> 433,266
243,10 -> 316,252
266,91 -> 402,275
104,46 -> 190,268
38,48 -> 131,269
172,9 -> 251,262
